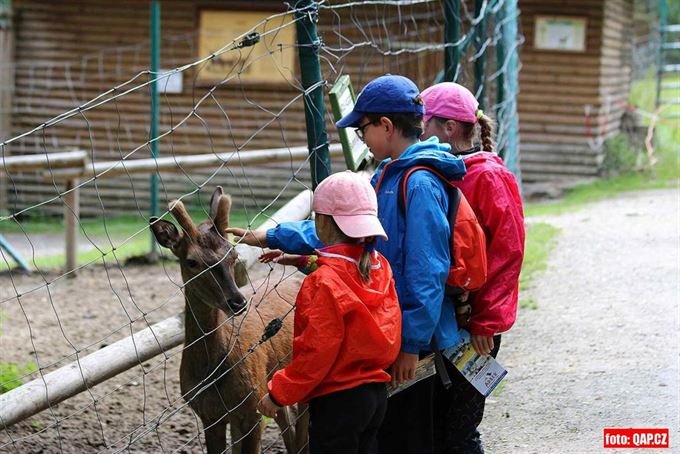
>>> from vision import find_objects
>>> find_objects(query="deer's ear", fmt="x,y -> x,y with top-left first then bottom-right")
209,186 -> 224,219
213,193 -> 232,233
150,217 -> 183,250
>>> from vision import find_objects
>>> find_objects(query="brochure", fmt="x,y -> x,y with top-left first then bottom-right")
442,330 -> 507,397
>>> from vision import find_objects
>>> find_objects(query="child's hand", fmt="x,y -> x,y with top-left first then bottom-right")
259,250 -> 285,263
389,352 -> 419,386
225,227 -> 268,247
470,334 -> 494,356
257,393 -> 281,418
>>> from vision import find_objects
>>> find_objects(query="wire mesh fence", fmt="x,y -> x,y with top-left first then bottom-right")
0,1 -> 520,452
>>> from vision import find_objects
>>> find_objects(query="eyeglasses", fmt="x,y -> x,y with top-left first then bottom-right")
354,121 -> 372,142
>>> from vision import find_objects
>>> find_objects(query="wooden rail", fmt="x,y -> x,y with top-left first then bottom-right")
1,145 -> 343,274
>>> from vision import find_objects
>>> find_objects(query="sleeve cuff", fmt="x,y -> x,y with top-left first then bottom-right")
266,228 -> 282,250
400,339 -> 423,354
267,381 -> 284,407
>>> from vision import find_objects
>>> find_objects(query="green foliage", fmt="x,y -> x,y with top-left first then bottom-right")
0,362 -> 38,394
518,222 -> 560,310
602,135 -> 641,177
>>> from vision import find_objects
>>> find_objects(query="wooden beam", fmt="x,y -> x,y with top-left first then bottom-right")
42,144 -> 344,181
0,150 -> 88,172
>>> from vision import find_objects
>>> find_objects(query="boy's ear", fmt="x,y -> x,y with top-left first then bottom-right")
380,116 -> 394,135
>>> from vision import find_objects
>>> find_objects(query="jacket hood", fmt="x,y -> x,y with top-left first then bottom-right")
461,150 -> 505,169
316,244 -> 393,307
375,137 -> 467,180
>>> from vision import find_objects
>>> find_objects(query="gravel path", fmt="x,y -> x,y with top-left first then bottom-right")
480,188 -> 680,453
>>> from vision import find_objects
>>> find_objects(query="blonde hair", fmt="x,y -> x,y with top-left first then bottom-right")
324,214 -> 373,283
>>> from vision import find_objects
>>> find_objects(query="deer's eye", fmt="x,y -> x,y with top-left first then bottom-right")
185,258 -> 199,269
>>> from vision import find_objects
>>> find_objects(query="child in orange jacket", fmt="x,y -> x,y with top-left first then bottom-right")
257,171 -> 401,454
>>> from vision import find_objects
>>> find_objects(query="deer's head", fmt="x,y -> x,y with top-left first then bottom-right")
150,187 -> 248,315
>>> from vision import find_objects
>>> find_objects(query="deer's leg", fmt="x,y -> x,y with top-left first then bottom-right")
231,416 -> 262,454
203,420 -> 227,454
274,406 -> 297,454
294,403 -> 310,454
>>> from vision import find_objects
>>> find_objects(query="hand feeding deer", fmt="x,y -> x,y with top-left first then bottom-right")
150,187 -> 308,454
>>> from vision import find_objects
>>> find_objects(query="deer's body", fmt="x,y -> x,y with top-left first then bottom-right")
151,187 -> 307,454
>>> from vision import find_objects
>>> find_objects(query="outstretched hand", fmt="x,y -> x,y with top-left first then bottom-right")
225,227 -> 268,248
257,393 -> 281,418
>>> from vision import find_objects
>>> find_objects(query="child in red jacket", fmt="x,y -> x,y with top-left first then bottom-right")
421,82 -> 525,454
257,171 -> 401,454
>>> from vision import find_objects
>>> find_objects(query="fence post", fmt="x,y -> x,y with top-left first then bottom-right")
295,0 -> 330,188
443,0 -> 460,82
473,0 -> 487,108
148,0 -> 160,261
495,0 -> 521,182
64,178 -> 80,276
0,0 -> 14,215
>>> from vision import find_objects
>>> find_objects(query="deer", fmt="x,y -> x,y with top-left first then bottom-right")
150,186 -> 308,454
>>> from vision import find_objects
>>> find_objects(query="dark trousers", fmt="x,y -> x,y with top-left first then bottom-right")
378,375 -> 435,454
309,382 -> 387,454
433,334 -> 502,454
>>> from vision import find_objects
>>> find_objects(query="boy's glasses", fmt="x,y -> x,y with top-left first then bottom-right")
354,121 -> 372,142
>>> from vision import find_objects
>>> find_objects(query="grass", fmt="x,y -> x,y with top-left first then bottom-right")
518,222 -> 560,310
0,362 -> 37,394
0,207 -> 276,272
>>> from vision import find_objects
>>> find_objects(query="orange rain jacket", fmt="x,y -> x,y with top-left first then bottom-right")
268,243 -> 401,406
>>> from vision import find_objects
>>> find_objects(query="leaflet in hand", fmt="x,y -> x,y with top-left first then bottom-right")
442,330 -> 507,397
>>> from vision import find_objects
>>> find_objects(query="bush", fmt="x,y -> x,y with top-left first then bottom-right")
602,134 -> 643,177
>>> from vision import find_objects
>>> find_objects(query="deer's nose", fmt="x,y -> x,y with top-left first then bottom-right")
228,297 -> 247,315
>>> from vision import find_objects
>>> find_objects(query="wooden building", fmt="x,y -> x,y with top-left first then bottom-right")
0,0 -> 637,216
518,0 -> 635,186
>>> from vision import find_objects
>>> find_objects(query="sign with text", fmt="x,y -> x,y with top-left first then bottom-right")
329,75 -> 371,171
197,10 -> 296,84
534,16 -> 587,52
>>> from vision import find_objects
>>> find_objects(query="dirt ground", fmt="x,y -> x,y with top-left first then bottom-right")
0,188 -> 678,453
480,188 -> 679,453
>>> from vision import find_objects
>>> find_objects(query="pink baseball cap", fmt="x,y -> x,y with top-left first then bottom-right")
313,171 -> 387,240
421,82 -> 479,124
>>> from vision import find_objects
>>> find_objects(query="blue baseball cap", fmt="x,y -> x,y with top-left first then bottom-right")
336,75 -> 425,128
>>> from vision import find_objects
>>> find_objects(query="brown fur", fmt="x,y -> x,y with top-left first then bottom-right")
150,187 -> 308,454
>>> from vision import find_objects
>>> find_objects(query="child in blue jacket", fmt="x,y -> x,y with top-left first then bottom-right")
228,75 -> 467,454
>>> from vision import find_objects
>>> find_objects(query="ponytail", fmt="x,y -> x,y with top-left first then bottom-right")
477,113 -> 496,153
357,242 -> 375,284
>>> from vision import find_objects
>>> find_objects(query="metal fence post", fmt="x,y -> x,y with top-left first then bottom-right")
295,0 -> 330,188
149,0 -> 160,261
496,0 -> 521,183
443,0 -> 460,82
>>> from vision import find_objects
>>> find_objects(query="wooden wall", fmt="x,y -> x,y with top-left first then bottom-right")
518,0 -> 634,184
3,0 -> 454,216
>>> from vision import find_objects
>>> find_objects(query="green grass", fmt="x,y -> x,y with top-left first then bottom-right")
518,222 -> 560,310
526,127 -> 678,218
0,362 -> 37,394
1,207 -> 276,272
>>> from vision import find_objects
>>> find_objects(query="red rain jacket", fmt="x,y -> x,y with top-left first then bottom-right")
268,243 -> 401,406
455,152 -> 525,337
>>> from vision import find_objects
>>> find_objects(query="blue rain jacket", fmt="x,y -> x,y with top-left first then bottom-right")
267,137 -> 467,353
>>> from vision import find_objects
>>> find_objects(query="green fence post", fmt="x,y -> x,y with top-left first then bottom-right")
295,0 -> 330,188
149,0 -> 160,261
444,0 -> 460,82
474,0 -> 487,109
496,0 -> 521,183
655,0 -> 667,110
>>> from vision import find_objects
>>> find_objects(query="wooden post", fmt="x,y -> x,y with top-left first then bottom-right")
0,0 -> 15,215
64,178 -> 79,276
0,313 -> 184,429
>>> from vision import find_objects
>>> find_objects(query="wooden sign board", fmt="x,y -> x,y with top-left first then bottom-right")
328,75 -> 371,171
534,16 -> 587,52
197,10 -> 296,84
